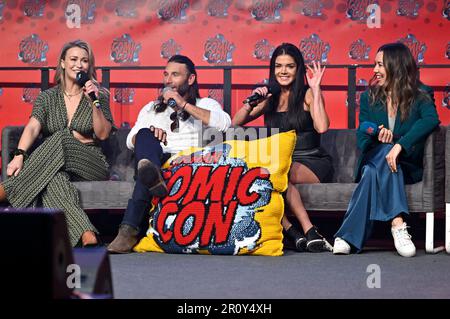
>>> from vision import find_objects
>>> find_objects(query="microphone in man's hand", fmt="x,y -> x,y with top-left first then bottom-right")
76,71 -> 100,108
162,86 -> 178,108
161,86 -> 189,121
243,82 -> 281,105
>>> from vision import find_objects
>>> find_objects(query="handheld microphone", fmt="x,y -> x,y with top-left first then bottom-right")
358,121 -> 379,136
76,71 -> 100,108
161,86 -> 190,121
243,82 -> 281,105
359,121 -> 400,139
162,86 -> 177,109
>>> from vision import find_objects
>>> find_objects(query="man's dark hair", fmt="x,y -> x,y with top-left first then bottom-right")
155,55 -> 200,117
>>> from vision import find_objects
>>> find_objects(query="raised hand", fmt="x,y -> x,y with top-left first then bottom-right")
306,61 -> 326,92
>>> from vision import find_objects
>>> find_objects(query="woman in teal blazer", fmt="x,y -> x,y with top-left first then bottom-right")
333,43 -> 440,257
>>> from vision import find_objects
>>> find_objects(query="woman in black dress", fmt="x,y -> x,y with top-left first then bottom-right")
232,43 -> 333,252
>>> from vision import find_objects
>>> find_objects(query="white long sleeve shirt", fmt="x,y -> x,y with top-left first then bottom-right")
126,97 -> 231,154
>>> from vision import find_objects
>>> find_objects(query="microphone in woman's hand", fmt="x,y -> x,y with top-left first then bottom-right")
76,71 -> 100,108
358,121 -> 379,136
243,82 -> 281,105
359,121 -> 400,139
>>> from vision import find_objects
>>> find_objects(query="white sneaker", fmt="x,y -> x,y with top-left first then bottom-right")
333,237 -> 351,255
391,222 -> 416,257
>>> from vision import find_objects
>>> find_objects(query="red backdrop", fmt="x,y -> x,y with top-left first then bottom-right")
0,1 -> 449,161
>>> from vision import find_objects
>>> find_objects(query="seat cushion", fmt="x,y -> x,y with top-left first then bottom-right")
405,182 -> 425,212
134,130 -> 297,256
298,183 -> 357,211
74,181 -> 134,210
297,182 -> 425,212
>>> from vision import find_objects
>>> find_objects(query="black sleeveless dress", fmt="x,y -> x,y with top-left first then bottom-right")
266,111 -> 333,183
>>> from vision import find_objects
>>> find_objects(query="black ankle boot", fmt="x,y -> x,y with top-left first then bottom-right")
286,226 -> 307,252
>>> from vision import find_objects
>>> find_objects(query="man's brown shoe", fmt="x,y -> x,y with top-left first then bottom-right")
107,224 -> 139,254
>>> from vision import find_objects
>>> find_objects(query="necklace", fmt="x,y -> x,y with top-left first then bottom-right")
63,90 -> 82,100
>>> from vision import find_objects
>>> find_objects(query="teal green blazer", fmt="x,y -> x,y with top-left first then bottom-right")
356,85 -> 440,184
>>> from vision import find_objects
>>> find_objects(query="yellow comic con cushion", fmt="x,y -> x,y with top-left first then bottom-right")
134,130 -> 296,256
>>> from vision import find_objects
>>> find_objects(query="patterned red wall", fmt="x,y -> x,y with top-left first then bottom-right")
0,0 -> 449,148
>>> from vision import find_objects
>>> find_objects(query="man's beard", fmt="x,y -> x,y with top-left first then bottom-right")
176,81 -> 190,97
155,80 -> 191,114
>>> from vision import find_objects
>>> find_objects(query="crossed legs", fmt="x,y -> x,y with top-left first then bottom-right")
282,162 -> 319,233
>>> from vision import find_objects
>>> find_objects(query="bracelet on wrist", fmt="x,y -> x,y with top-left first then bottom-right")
182,101 -> 188,110
13,148 -> 27,158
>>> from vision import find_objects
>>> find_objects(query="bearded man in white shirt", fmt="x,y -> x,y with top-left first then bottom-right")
107,55 -> 231,253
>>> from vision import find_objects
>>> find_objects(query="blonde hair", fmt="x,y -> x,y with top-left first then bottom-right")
54,40 -> 107,95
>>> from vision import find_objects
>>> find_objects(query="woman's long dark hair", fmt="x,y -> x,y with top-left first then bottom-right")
155,55 -> 200,120
369,42 -> 430,122
264,43 -> 308,131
